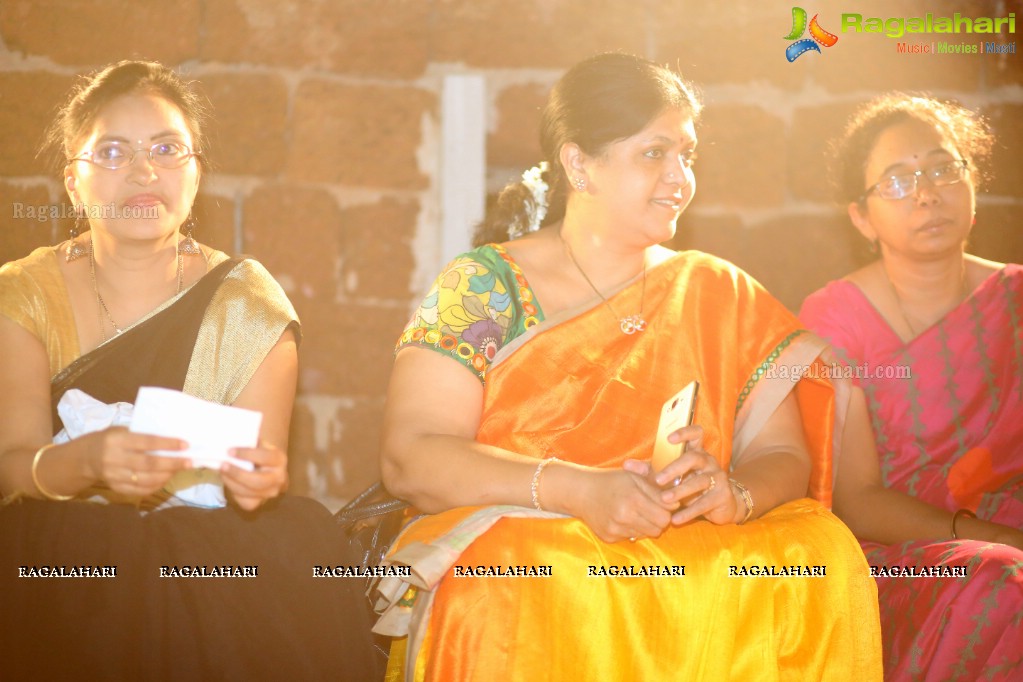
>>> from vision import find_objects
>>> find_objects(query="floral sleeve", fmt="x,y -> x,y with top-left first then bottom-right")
395,244 -> 542,383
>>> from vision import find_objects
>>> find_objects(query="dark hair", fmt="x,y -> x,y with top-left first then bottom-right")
831,92 -> 993,205
473,53 -> 702,246
42,60 -> 211,172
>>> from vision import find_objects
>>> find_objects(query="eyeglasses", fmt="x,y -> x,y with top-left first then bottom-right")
860,158 -> 968,201
69,141 -> 200,170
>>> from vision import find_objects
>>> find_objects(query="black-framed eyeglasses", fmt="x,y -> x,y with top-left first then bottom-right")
69,141 -> 200,170
860,158 -> 968,202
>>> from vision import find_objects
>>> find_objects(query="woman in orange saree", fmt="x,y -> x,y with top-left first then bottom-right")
378,54 -> 881,681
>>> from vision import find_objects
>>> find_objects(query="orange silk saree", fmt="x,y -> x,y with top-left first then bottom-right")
376,251 -> 881,681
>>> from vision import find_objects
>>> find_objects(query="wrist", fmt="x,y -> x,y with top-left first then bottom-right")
729,478 -> 754,525
536,460 -> 585,516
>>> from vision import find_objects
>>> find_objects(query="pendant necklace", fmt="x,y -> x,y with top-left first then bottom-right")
90,238 -> 184,340
562,234 -> 647,335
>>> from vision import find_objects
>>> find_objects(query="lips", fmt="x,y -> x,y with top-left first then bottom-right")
916,216 -> 952,232
651,197 -> 685,211
122,193 -> 163,208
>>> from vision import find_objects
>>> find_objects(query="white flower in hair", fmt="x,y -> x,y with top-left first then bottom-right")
508,161 -> 549,240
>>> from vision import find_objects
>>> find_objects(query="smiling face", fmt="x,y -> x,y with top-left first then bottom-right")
64,92 -> 200,246
578,108 -> 698,247
849,117 -> 975,261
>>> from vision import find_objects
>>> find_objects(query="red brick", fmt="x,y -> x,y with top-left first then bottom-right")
338,198 -> 419,300
488,84 -> 549,170
694,104 -> 787,208
287,81 -> 434,189
0,72 -> 76,176
190,191 -> 236,255
242,184 -> 341,294
971,204 -> 1023,265
787,102 -> 863,203
654,1 -> 803,91
294,297 -> 407,399
816,0 -> 989,93
432,0 -> 647,69
202,0 -> 431,78
0,182 -> 59,265
743,213 -> 868,312
0,0 -> 199,65
982,104 -> 1023,199
200,73 -> 288,177
669,212 -> 747,267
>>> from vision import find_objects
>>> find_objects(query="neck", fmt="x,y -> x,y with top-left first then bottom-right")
90,230 -> 181,296
879,248 -> 967,305
559,212 -> 649,287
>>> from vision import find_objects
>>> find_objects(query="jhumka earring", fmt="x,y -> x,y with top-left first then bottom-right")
178,214 -> 201,255
572,177 -> 586,191
65,209 -> 91,262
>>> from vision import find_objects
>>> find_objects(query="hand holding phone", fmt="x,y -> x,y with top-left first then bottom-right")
651,380 -> 699,475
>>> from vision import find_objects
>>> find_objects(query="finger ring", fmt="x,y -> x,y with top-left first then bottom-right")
671,476 -> 683,487
629,537 -> 637,543
706,473 -> 716,492
130,472 -> 138,484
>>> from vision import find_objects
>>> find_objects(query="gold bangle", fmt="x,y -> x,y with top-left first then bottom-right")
951,508 -> 976,539
729,478 -> 754,524
31,444 -> 74,501
530,457 -> 558,511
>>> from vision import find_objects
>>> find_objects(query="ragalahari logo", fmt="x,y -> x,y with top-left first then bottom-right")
784,7 -> 839,61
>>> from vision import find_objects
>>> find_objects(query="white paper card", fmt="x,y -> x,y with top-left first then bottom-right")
129,387 -> 260,472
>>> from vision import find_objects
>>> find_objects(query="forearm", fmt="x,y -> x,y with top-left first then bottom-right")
729,449 -> 810,523
835,484 -> 1019,546
0,440 -> 96,499
381,433 -> 587,514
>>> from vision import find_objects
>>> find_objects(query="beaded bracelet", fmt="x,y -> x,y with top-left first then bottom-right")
531,457 -> 558,511
729,478 -> 754,524
951,508 -> 976,539
31,444 -> 74,501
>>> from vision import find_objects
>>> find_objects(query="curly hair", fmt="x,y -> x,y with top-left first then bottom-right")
831,92 -> 993,205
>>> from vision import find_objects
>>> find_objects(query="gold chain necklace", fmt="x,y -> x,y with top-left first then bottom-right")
561,234 -> 647,335
90,239 -> 184,340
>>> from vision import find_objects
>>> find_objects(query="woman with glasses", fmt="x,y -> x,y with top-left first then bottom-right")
0,61 -> 373,680
800,94 -> 1023,680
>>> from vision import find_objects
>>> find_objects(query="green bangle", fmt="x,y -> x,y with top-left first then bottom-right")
951,508 -> 976,539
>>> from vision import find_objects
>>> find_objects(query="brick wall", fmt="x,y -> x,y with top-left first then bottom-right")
2,0 -> 1020,507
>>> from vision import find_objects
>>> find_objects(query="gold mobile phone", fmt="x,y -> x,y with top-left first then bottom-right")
651,380 -> 699,474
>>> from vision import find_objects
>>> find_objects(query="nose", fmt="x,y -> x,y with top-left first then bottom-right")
912,173 -> 941,205
665,154 -> 691,184
126,149 -> 157,183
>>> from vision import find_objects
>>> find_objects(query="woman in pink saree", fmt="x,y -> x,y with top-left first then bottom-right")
800,93 -> 1023,681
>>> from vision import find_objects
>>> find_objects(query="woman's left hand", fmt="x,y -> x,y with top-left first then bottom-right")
221,442 -> 289,511
624,424 -> 739,526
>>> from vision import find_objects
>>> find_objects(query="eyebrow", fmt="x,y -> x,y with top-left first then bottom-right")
876,148 -> 955,178
644,134 -> 698,147
94,130 -> 187,144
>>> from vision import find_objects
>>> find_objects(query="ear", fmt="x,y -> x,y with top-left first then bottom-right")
64,166 -> 79,207
847,201 -> 877,243
559,142 -> 590,184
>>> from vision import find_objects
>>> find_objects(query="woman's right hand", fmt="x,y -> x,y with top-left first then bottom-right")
82,427 -> 190,496
563,466 -> 674,543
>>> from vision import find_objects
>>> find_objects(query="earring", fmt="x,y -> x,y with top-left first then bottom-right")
178,214 -> 201,255
65,209 -> 91,262
572,177 -> 586,191
867,239 -> 878,254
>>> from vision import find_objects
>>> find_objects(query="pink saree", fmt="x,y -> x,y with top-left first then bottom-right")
800,264 -> 1023,681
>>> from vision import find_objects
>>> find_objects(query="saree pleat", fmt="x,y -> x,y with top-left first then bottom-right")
379,252 -> 882,681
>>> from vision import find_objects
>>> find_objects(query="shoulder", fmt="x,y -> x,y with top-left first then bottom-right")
209,255 -> 299,325
0,246 -> 62,329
